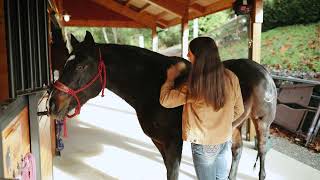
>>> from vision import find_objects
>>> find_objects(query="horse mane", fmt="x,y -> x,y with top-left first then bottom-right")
103,43 -> 175,64
102,43 -> 191,87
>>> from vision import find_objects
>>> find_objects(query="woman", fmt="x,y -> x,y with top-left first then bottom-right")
160,37 -> 244,180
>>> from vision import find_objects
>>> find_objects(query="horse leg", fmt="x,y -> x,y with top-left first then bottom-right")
152,138 -> 183,180
229,123 -> 244,180
252,116 -> 271,180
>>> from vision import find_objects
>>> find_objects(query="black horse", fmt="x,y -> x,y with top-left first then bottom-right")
49,31 -> 277,180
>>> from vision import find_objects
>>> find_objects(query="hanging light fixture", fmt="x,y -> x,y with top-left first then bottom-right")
63,11 -> 71,22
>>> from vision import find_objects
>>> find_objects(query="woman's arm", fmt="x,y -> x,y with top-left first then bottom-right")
159,80 -> 188,108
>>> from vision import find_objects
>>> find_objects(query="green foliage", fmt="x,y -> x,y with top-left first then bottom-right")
158,25 -> 181,49
263,0 -> 320,31
219,37 -> 249,61
219,22 -> 320,72
198,10 -> 233,35
65,27 -> 152,49
157,9 -> 233,49
66,27 -> 105,43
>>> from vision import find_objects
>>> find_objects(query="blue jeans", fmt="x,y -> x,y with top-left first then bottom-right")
191,141 -> 232,180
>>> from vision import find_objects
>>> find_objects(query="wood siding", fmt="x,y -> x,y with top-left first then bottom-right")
38,93 -> 53,180
0,0 -> 9,102
1,107 -> 30,178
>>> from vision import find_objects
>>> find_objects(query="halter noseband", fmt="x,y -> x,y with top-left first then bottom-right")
53,49 -> 106,118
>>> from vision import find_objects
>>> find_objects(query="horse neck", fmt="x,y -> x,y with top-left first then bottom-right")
100,44 -> 161,110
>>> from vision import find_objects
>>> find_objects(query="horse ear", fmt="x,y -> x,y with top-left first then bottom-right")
84,31 -> 95,46
70,34 -> 79,48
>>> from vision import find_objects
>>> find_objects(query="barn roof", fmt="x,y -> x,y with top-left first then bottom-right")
51,0 -> 235,28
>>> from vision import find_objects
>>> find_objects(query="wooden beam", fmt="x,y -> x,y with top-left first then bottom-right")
247,0 -> 264,141
203,0 -> 234,17
181,19 -> 189,58
189,0 -> 199,4
139,3 -> 151,13
56,0 -> 63,15
249,0 -> 263,63
92,0 -> 156,28
253,0 -> 263,23
193,18 -> 198,38
249,22 -> 262,63
63,19 -> 148,28
166,17 -> 181,27
189,0 -> 234,24
181,0 -> 190,59
145,0 -> 185,17
190,3 -> 205,14
48,0 -> 59,14
156,11 -> 167,20
125,0 -> 133,6
156,19 -> 169,28
167,0 -> 233,27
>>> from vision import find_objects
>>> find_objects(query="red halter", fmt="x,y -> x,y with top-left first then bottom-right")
53,49 -> 106,137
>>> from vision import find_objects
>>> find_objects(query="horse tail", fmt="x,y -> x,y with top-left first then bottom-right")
253,153 -> 259,169
232,95 -> 253,128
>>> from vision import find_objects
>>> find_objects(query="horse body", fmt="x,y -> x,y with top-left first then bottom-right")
223,60 -> 277,180
49,31 -> 276,180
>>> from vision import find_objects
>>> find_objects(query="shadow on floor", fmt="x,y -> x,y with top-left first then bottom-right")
237,173 -> 258,180
54,118 -> 196,179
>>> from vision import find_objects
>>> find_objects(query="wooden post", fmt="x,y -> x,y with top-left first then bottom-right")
29,94 -> 42,180
248,0 -> 263,63
181,19 -> 189,58
181,3 -> 189,59
247,0 -> 263,141
193,18 -> 198,38
152,27 -> 158,52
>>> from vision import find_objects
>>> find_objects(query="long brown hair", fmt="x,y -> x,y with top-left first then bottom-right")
188,37 -> 226,111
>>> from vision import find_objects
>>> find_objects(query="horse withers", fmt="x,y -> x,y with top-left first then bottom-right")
49,31 -> 277,180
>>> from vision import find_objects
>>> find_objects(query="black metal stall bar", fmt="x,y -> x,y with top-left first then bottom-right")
4,0 -> 50,99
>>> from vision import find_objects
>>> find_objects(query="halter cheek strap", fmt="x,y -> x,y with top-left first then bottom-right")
53,49 -> 106,136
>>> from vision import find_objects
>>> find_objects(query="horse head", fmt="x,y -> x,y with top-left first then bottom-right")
49,31 -> 104,119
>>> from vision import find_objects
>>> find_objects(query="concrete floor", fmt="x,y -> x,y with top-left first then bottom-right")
53,90 -> 320,180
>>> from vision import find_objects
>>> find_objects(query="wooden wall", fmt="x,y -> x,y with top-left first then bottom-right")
38,94 -> 53,180
1,106 -> 30,178
0,0 -> 9,102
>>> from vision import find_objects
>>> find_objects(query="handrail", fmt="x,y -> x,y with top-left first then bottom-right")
272,75 -> 320,85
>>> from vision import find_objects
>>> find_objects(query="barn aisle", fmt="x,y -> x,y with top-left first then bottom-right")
53,90 -> 320,180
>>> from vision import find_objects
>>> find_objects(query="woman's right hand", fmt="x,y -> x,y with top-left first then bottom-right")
166,62 -> 186,81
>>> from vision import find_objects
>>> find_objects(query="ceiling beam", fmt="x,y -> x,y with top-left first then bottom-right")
156,11 -> 167,20
139,3 -> 151,13
189,0 -> 198,4
166,17 -> 180,27
125,0 -> 133,6
167,0 -> 234,27
156,19 -> 169,28
190,3 -> 205,14
145,0 -> 185,18
203,0 -> 234,16
63,19 -> 148,28
142,11 -> 169,28
92,0 -> 157,28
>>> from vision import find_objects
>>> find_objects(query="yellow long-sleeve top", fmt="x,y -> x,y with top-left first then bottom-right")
160,69 -> 244,145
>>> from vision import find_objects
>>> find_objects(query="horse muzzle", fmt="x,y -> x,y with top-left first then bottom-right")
49,92 -> 72,119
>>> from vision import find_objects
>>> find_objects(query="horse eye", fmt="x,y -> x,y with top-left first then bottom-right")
76,65 -> 84,71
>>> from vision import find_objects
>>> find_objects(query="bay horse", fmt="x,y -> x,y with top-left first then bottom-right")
49,31 -> 277,180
